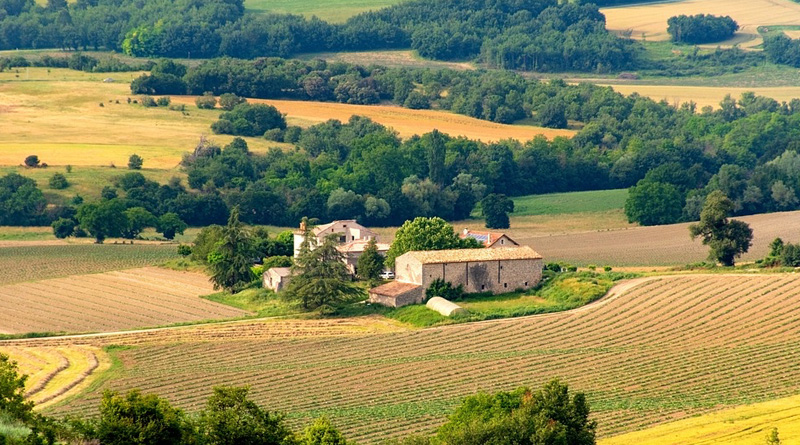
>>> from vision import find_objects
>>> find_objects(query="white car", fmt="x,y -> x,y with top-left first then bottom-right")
380,270 -> 395,280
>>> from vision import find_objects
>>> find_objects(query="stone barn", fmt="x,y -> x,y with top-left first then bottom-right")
368,246 -> 543,307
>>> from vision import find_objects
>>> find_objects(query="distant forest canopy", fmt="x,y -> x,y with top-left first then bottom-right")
0,0 -> 637,72
7,81 -> 800,228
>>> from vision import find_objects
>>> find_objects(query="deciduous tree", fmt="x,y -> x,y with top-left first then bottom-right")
689,191 -> 753,266
356,238 -> 383,282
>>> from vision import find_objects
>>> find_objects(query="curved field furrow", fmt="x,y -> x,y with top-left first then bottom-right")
7,274 -> 799,443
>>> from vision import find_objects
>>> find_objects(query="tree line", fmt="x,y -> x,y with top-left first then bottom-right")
8,86 -> 800,229
0,0 -> 637,72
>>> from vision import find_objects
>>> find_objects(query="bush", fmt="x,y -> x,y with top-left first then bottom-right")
51,217 -> 75,238
283,126 -> 302,143
128,154 -> 143,170
195,92 -> 217,109
426,278 -> 464,301
210,119 -> 234,135
23,155 -> 39,167
177,245 -> 192,256
141,95 -> 157,107
213,103 -> 286,137
48,172 -> 69,189
156,96 -> 171,106
264,128 -> 284,142
263,255 -> 293,269
219,93 -> 246,111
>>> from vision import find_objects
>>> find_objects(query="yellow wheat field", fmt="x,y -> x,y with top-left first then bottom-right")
599,393 -> 800,445
0,67 -> 571,168
168,97 -> 575,143
602,0 -> 800,48
598,84 -> 800,109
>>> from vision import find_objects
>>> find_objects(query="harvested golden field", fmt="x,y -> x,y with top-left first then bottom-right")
602,0 -> 800,47
169,96 -> 575,143
0,68 -> 287,167
17,273 -> 800,443
0,67 -> 570,168
299,50 -> 475,70
0,345 -> 110,408
600,393 -> 800,445
0,267 -> 248,334
598,84 -> 800,109
521,209 -> 800,266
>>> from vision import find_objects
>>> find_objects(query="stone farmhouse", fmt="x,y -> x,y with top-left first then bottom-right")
293,219 -> 390,275
265,220 -> 391,291
459,228 -> 519,248
368,246 -> 543,307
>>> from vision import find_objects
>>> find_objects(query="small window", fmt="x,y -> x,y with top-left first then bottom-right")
343,224 -> 347,227
524,281 -> 528,286
481,285 -> 485,290
339,236 -> 346,243
500,265 -> 503,270
504,283 -> 507,288
501,239 -> 504,244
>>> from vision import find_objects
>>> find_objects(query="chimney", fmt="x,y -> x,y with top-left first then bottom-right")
300,221 -> 306,231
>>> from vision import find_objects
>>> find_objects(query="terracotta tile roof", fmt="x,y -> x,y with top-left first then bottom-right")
369,281 -> 421,297
459,229 -> 518,247
401,246 -> 542,264
337,240 -> 390,254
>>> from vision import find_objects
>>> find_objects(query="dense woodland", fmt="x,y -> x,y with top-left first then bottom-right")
0,0 -> 634,72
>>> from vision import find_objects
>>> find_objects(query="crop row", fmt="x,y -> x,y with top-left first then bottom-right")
24,274 -> 800,442
0,267 -> 246,334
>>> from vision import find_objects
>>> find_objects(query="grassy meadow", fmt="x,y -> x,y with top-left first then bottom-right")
243,0 -> 405,22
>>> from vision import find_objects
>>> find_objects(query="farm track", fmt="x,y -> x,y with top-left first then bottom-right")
2,274 -> 798,442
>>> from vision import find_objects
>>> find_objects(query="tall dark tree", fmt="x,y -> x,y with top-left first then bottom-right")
481,194 -> 514,229
208,207 -> 254,292
284,231 -> 363,310
689,191 -> 753,266
77,199 -> 128,243
426,130 -> 447,187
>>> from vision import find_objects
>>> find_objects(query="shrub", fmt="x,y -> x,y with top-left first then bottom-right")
141,95 -> 157,107
218,92 -> 246,111
283,126 -> 302,143
169,104 -> 186,112
177,244 -> 192,256
128,154 -> 143,170
51,217 -> 75,238
210,119 -> 234,135
65,164 -> 72,173
426,278 -> 464,301
264,128 -> 284,142
23,155 -> 39,167
156,96 -> 171,106
48,172 -> 69,189
195,92 -> 217,109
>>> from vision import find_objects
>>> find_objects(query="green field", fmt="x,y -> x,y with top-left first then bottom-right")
0,166 -> 186,205
511,189 -> 628,216
244,0 -> 405,22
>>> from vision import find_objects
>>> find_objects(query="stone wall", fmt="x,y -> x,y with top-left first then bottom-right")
420,258 -> 543,296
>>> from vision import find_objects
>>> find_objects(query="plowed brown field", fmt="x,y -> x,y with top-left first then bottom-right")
15,273 -> 800,443
0,267 -> 248,334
